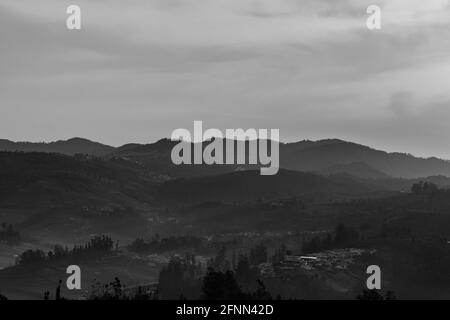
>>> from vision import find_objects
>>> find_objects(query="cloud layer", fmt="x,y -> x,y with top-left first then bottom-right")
1,0 -> 450,158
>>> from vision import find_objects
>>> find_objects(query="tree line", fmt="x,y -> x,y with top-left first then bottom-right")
157,242 -> 275,300
302,223 -> 360,254
18,235 -> 115,266
128,235 -> 203,253
0,223 -> 21,245
411,181 -> 439,195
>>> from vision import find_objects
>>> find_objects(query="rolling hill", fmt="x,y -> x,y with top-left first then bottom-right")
155,169 -> 392,205
281,139 -> 450,179
110,138 -> 450,179
0,138 -> 115,156
2,137 -> 450,180
0,152 -> 157,243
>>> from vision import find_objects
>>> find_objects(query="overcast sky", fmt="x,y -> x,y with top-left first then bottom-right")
1,0 -> 450,158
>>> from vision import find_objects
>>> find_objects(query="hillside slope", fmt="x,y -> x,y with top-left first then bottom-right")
0,152 -> 157,242
0,138 -> 115,156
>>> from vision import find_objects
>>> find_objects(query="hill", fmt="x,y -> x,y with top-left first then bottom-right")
110,138 -> 450,179
3,137 -> 450,179
0,138 -> 115,156
155,169 -> 390,205
282,139 -> 450,179
321,162 -> 390,180
0,152 -> 157,242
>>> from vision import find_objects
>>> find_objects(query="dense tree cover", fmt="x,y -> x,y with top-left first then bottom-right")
158,255 -> 203,299
155,243 -> 273,300
302,223 -> 360,254
87,267 -> 272,301
201,268 -> 272,300
206,243 -> 272,298
357,289 -> 396,300
0,223 -> 21,245
43,277 -> 157,300
89,278 -> 124,300
270,243 -> 287,264
18,235 -> 114,266
249,242 -> 268,265
234,255 -> 258,292
411,181 -> 439,194
201,268 -> 247,300
128,235 -> 203,253
210,245 -> 230,273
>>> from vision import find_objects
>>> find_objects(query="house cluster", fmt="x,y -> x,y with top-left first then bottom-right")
259,248 -> 375,278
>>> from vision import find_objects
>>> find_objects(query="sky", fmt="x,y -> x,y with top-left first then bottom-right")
1,0 -> 450,158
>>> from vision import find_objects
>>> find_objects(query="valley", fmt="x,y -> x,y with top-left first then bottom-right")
0,138 -> 450,299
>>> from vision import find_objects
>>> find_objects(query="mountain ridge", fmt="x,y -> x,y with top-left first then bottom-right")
0,137 -> 115,156
2,137 -> 450,179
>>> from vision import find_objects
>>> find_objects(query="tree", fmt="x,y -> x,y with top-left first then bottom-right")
411,181 -> 439,194
201,268 -> 246,300
423,182 -> 438,194
271,243 -> 287,263
0,291 -> 8,300
212,245 -> 230,272
235,255 -> 257,291
411,182 -> 423,194
55,280 -> 62,300
158,257 -> 202,299
250,243 -> 267,265
357,289 -> 397,300
18,249 -> 46,265
0,223 -> 21,244
251,280 -> 272,300
357,289 -> 384,300
335,224 -> 359,246
111,277 -> 122,298
385,290 -> 397,300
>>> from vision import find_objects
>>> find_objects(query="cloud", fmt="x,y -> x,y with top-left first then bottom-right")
1,0 -> 450,158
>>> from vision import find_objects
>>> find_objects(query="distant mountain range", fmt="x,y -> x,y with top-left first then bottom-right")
110,138 -> 450,179
0,138 -> 114,156
280,139 -> 450,179
2,137 -> 450,179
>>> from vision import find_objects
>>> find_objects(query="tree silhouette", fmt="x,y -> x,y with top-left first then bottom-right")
411,181 -> 439,194
0,291 -> 8,300
251,279 -> 272,300
235,255 -> 257,291
211,245 -> 230,272
250,243 -> 268,265
55,280 -> 62,300
201,268 -> 246,300
158,256 -> 202,299
357,289 -> 397,300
